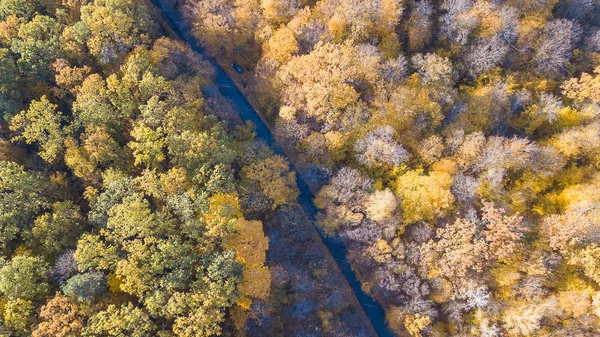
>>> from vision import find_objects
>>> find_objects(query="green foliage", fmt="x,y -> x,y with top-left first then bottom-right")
79,0 -> 154,65
242,155 -> 299,209
10,15 -> 61,78
0,49 -> 18,95
10,96 -> 65,163
0,255 -> 49,300
71,74 -> 126,132
61,272 -> 107,302
31,201 -> 82,256
82,302 -> 156,337
0,0 -> 51,21
0,161 -> 49,246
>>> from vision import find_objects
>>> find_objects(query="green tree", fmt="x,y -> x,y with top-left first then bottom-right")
71,74 -> 125,132
3,298 -> 33,333
31,201 -> 82,256
61,272 -> 107,302
128,123 -> 166,169
10,15 -> 61,78
0,161 -> 49,247
73,233 -> 119,272
0,255 -> 50,300
86,169 -> 135,228
79,0 -> 154,65
9,96 -> 66,163
82,303 -> 156,337
242,155 -> 299,209
0,0 -> 52,21
172,304 -> 226,337
0,48 -> 18,94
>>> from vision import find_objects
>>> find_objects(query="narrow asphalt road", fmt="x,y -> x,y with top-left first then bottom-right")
150,1 -> 393,336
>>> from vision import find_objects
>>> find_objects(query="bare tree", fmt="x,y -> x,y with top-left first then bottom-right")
454,281 -> 490,310
584,29 -> 600,53
407,0 -> 434,52
411,53 -> 454,85
535,19 -> 582,77
440,0 -> 476,45
463,36 -> 509,78
355,126 -> 409,168
52,249 -> 78,283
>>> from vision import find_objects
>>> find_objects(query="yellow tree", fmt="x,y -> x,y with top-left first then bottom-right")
276,41 -> 378,125
32,292 -> 85,337
227,219 -> 271,306
242,155 -> 299,209
264,25 -> 298,64
395,169 -> 454,224
562,67 -> 600,105
10,96 -> 65,163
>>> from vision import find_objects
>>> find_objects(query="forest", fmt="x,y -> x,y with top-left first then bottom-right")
1,0 -> 600,336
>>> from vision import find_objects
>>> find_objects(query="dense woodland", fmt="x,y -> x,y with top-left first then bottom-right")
2,0 -> 600,336
170,0 -> 600,336
0,0 -> 378,336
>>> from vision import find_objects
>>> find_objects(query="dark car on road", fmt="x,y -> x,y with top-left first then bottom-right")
231,63 -> 243,73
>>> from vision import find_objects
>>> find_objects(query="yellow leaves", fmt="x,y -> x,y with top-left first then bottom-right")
556,174 -> 600,220
276,41 -> 374,124
561,67 -> 600,105
278,105 -> 296,121
431,158 -> 457,176
385,306 -> 406,335
231,303 -> 250,331
242,155 -> 299,209
395,169 -> 454,224
207,194 -> 242,221
429,278 -> 452,304
558,105 -> 596,128
239,265 -> 271,300
53,63 -> 92,97
491,264 -> 521,300
381,0 -> 403,28
3,298 -> 33,332
379,32 -> 401,58
404,314 -> 431,337
557,290 -> 592,318
366,239 -> 393,264
204,194 -> 242,240
365,189 -> 398,222
327,15 -> 347,42
569,244 -> 600,287
318,310 -> 333,331
227,219 -> 271,302
0,15 -> 24,46
264,26 -> 298,64
324,130 -> 346,154
376,76 -> 445,135
228,219 -> 268,266
476,13 -> 503,38
160,167 -> 190,196
107,273 -> 124,293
